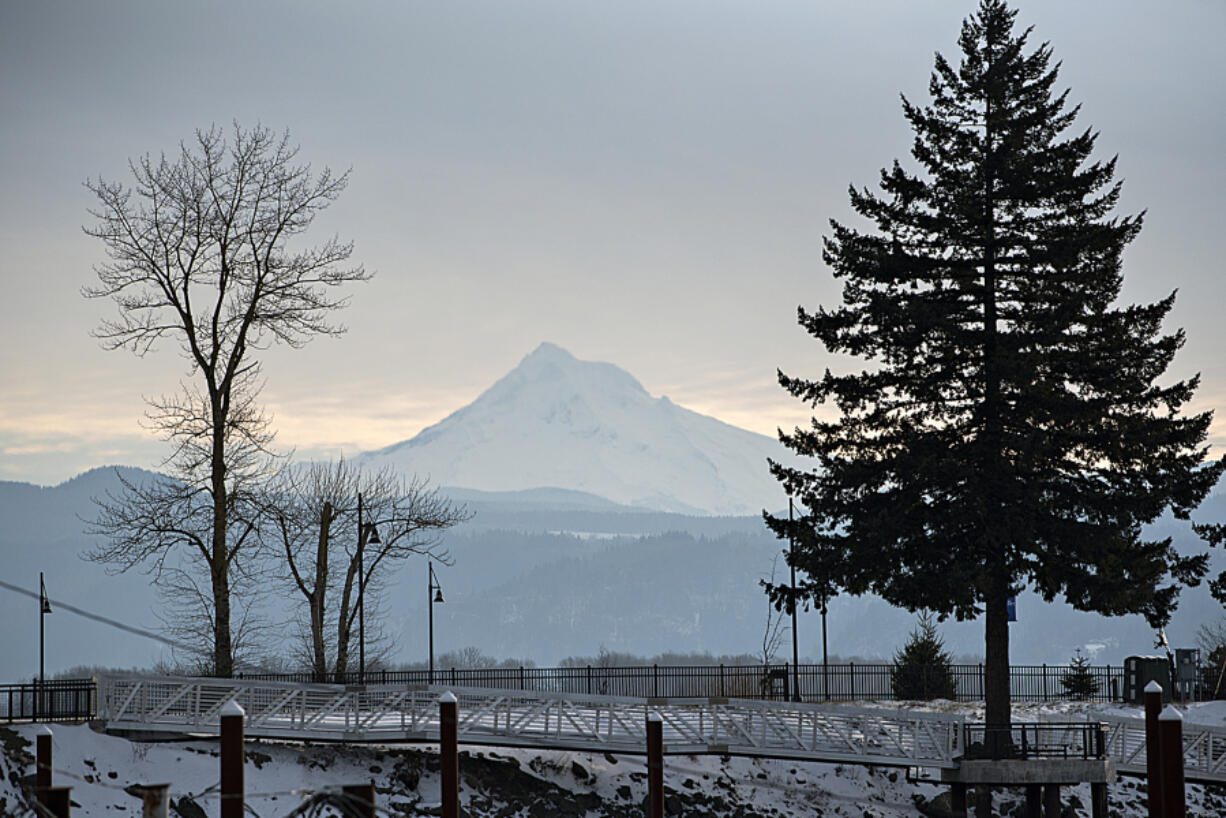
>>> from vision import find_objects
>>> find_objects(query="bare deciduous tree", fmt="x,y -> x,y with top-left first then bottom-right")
83,123 -> 369,676
258,459 -> 468,682
759,554 -> 789,666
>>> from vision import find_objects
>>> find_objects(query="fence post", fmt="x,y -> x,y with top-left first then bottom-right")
220,700 -> 245,818
653,664 -> 659,699
719,664 -> 725,698
43,786 -> 71,818
1042,664 -> 1048,701
137,784 -> 170,818
1144,681 -> 1163,818
1159,705 -> 1185,818
647,712 -> 663,818
36,725 -> 52,798
439,692 -> 459,818
519,665 -> 525,690
341,782 -> 376,818
587,665 -> 592,696
849,662 -> 855,700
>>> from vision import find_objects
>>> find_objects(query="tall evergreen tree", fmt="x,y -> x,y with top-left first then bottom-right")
768,0 -> 1223,728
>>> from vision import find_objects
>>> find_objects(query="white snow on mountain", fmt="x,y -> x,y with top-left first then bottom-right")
359,343 -> 793,516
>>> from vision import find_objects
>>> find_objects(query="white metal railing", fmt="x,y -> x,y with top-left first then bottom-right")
1045,712 -> 1226,784
97,674 -> 965,768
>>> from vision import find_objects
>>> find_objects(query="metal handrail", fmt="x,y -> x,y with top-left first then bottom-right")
96,674 -> 967,767
963,721 -> 1106,760
1,678 -> 96,722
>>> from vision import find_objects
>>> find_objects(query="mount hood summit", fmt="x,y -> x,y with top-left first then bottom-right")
359,343 -> 791,515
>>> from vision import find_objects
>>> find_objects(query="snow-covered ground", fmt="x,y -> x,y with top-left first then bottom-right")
3,699 -> 1226,817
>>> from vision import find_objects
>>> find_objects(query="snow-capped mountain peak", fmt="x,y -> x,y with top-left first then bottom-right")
361,344 -> 789,515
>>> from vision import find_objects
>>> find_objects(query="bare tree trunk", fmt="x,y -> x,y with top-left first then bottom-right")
309,504 -> 331,682
334,558 -> 358,681
984,577 -> 1011,729
211,418 -> 234,678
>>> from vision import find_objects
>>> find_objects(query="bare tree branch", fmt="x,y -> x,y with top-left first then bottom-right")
83,123 -> 368,676
255,459 -> 470,681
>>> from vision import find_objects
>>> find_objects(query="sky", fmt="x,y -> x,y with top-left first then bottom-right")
1,0 -> 1224,487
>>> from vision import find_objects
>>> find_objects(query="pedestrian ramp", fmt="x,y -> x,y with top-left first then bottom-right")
96,674 -> 964,769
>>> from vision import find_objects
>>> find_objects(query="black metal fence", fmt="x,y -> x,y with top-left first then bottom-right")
10,662 -> 1206,719
237,662 -> 1129,702
1,680 -> 96,722
964,721 -> 1107,760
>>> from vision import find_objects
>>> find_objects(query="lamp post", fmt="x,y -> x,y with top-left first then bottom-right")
357,493 -> 381,685
39,572 -> 51,720
788,499 -> 800,702
428,561 -> 444,685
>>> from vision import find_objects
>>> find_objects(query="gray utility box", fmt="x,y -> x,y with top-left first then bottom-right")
1175,648 -> 1199,684
1123,655 -> 1171,704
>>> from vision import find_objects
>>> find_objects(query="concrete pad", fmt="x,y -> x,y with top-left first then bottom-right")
941,759 -> 1116,785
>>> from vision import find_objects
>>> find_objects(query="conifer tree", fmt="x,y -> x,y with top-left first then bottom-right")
1060,650 -> 1099,700
891,613 -> 958,701
769,0 -> 1223,728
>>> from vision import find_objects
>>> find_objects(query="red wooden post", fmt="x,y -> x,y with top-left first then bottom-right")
439,692 -> 459,818
220,700 -> 245,818
138,784 -> 170,818
647,712 -> 663,818
43,786 -> 71,817
1159,705 -> 1185,818
1144,680 -> 1162,818
35,725 -> 52,802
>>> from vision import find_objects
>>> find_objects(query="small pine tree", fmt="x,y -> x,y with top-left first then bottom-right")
891,613 -> 958,701
1060,650 -> 1100,700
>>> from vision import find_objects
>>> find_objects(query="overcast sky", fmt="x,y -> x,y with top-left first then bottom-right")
2,0 -> 1223,486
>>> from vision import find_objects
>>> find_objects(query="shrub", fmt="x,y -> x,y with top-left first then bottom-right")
1060,649 -> 1100,700
891,612 -> 958,701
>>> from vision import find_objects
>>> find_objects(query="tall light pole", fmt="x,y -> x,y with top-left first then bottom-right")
428,561 -> 444,685
39,572 -> 51,720
821,575 -> 830,701
789,499 -> 800,702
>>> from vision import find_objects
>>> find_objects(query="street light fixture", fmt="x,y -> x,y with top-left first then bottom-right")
428,561 -> 444,685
